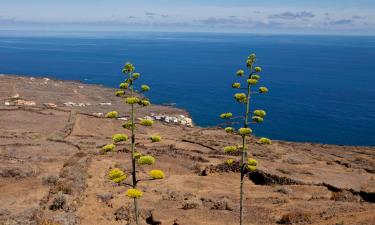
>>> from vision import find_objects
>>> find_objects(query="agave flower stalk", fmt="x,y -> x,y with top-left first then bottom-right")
220,53 -> 271,225
103,62 -> 165,225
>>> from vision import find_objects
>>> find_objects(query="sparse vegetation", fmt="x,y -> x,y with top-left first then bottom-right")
103,62 -> 165,225
278,211 -> 312,224
219,53 -> 271,225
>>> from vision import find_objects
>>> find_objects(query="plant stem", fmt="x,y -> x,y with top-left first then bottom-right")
240,66 -> 252,225
129,78 -> 140,225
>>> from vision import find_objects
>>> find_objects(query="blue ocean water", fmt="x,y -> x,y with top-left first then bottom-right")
0,31 -> 374,146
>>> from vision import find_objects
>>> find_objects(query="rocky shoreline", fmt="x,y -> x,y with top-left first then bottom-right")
0,74 -> 374,225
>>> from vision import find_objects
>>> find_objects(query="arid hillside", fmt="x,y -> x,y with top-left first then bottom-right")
0,75 -> 374,225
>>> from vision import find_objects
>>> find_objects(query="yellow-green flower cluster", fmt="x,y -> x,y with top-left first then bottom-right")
252,116 -> 264,123
141,85 -> 150,92
251,74 -> 260,80
239,128 -> 252,136
108,168 -> 127,183
220,112 -> 233,119
112,134 -> 128,143
226,159 -> 234,165
237,145 -> 248,151
247,79 -> 258,85
225,127 -> 234,133
224,145 -> 237,153
259,87 -> 269,93
119,82 -> 129,89
247,158 -> 258,171
101,143 -> 115,152
258,137 -> 272,145
123,62 -> 135,74
126,188 -> 143,198
122,122 -> 134,130
125,97 -> 140,104
234,93 -> 247,103
253,110 -> 266,117
255,66 -> 262,72
149,170 -> 165,179
150,135 -> 162,142
232,83 -> 241,88
106,111 -> 118,118
246,53 -> 256,67
139,100 -> 151,107
140,119 -> 154,126
133,152 -> 142,159
236,69 -> 245,76
132,73 -> 140,79
138,155 -> 155,165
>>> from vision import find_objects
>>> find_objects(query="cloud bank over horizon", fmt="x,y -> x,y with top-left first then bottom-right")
0,0 -> 374,35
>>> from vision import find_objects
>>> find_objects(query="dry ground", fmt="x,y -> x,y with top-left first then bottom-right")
0,75 -> 374,225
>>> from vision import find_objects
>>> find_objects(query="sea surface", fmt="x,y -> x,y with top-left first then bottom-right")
0,30 -> 374,146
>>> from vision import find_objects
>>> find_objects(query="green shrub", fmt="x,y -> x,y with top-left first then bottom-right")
225,127 -> 234,133
101,143 -> 115,152
138,155 -> 155,165
149,170 -> 165,179
224,146 -> 238,153
140,119 -> 154,126
258,137 -> 272,145
115,90 -> 125,96
112,134 -> 128,143
106,111 -> 118,118
150,135 -> 162,142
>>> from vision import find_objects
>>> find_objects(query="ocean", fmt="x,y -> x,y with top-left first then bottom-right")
0,31 -> 374,146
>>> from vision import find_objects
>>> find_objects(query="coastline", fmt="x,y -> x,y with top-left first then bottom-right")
1,73 -> 374,148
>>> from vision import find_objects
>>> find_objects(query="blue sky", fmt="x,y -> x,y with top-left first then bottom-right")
0,0 -> 374,34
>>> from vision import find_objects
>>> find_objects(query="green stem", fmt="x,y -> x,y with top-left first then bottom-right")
240,66 -> 252,225
129,77 -> 139,225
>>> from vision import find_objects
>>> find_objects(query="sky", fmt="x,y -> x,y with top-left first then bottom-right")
0,0 -> 375,35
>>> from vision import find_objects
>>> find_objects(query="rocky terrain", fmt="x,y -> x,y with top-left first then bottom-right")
0,74 -> 374,225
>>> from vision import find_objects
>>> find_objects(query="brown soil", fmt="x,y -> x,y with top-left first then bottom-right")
0,74 -> 374,225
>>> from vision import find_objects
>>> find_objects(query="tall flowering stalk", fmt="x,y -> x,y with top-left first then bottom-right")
220,53 -> 271,225
103,62 -> 164,225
